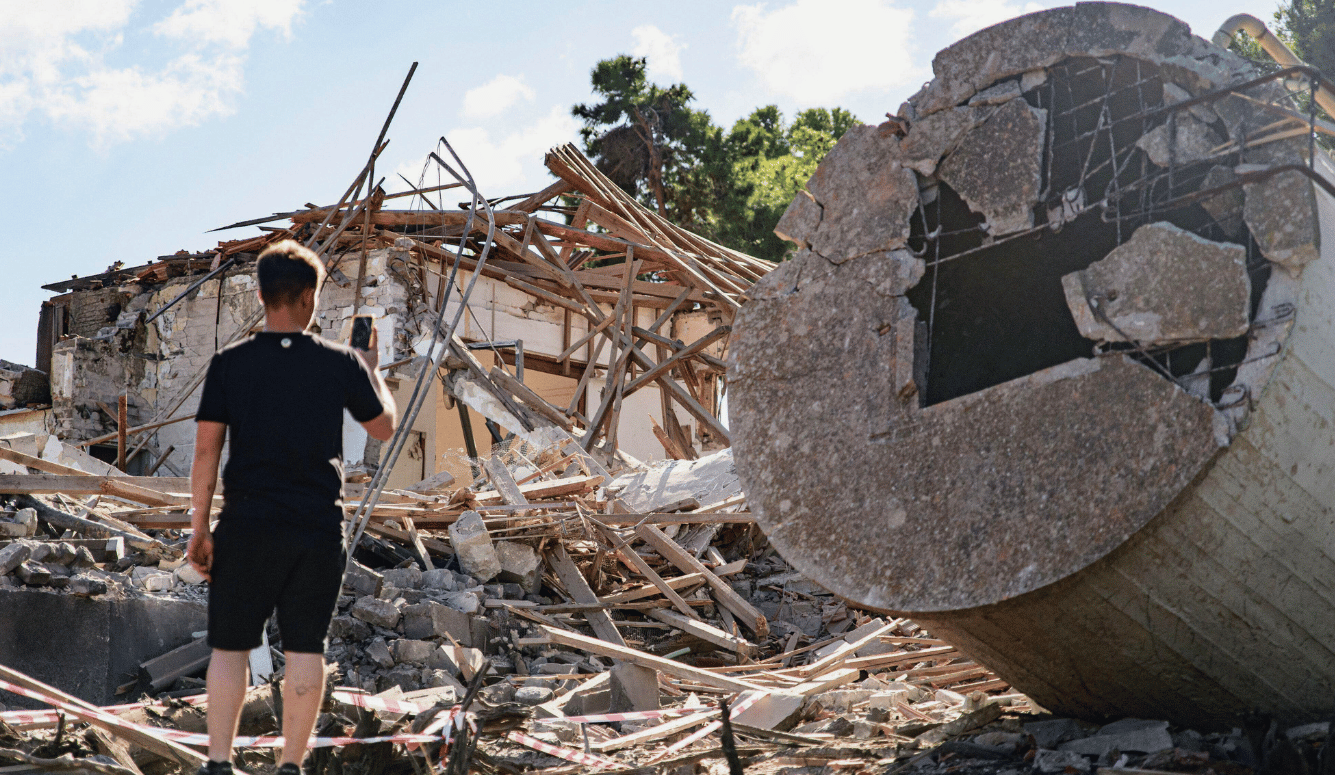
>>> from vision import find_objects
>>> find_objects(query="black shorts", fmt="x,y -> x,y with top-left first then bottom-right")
207,519 -> 346,654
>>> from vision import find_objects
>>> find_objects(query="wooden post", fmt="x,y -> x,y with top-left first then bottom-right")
116,395 -> 127,472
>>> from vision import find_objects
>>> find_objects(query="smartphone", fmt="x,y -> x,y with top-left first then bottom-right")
350,315 -> 374,351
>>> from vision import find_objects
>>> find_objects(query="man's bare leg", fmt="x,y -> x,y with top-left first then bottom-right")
279,652 -> 326,768
206,649 -> 251,764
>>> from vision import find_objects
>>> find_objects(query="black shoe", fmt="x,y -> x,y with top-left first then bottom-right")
276,764 -> 301,775
197,762 -> 232,775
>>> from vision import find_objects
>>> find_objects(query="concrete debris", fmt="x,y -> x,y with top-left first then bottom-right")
1134,115 -> 1223,167
1061,222 -> 1250,344
447,510 -> 502,582
938,98 -> 1047,235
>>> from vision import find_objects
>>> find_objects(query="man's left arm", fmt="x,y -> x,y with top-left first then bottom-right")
186,420 -> 226,581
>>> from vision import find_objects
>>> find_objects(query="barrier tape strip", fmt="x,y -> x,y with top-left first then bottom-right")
0,678 -> 467,751
3,689 -> 420,729
148,728 -> 453,749
506,731 -> 622,769
647,691 -> 768,763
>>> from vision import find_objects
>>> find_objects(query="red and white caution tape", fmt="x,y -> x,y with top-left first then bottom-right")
648,691 -> 769,763
505,731 -> 622,770
147,728 -> 453,749
0,678 -> 466,751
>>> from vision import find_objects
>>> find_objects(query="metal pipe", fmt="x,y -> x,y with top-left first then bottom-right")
1213,14 -> 1335,119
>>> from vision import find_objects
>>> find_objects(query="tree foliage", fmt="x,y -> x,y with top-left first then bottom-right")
573,56 -> 857,263
1275,0 -> 1335,82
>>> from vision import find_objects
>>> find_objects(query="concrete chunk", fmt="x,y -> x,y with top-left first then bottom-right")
805,124 -> 918,263
365,638 -> 394,669
447,511 -> 501,582
350,596 -> 400,629
402,600 -> 472,645
1135,115 -> 1221,167
1059,718 -> 1172,756
608,663 -> 659,713
16,561 -> 51,586
382,566 -> 423,590
344,561 -> 383,597
494,541 -> 541,592
938,98 -> 1046,236
774,190 -> 822,249
0,542 -> 31,575
1062,222 -> 1249,344
390,639 -> 435,666
1244,151 -> 1322,271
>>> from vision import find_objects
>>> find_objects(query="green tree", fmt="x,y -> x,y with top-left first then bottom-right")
572,55 -> 721,225
1274,0 -> 1335,82
718,107 -> 858,261
574,56 -> 858,263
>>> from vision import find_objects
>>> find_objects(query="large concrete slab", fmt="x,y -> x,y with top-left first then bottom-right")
0,587 -> 206,706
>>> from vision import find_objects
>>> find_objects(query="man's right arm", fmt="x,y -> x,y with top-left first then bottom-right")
361,368 -> 398,442
352,326 -> 397,441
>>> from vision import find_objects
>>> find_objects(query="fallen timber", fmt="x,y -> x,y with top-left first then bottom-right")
730,2 -> 1335,729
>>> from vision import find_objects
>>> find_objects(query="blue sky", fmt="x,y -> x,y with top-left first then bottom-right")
0,0 -> 1274,366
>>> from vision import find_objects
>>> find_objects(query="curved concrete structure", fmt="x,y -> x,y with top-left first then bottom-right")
729,3 -> 1335,728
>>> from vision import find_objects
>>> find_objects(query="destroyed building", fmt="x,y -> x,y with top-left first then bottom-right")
32,144 -> 755,486
731,1 -> 1335,729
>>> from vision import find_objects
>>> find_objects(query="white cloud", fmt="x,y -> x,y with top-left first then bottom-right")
631,25 -> 685,83
929,0 -> 1047,38
0,0 -> 305,150
732,0 -> 926,105
462,75 -> 536,121
397,105 -> 580,197
154,0 -> 305,47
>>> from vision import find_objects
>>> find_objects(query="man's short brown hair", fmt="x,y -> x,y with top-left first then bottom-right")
256,240 -> 324,307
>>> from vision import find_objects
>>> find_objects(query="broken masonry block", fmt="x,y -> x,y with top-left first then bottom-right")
15,561 -> 51,586
402,600 -> 472,645
389,639 -> 434,666
350,596 -> 401,629
421,568 -> 457,591
344,560 -> 384,597
0,543 -> 31,575
447,510 -> 501,582
608,663 -> 660,713
365,638 -> 394,669
381,566 -> 423,590
68,574 -> 108,597
494,541 -> 541,592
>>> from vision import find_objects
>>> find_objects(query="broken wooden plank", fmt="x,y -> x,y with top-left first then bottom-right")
0,663 -> 207,767
646,608 -> 756,658
548,545 -> 625,647
488,367 -> 574,430
0,475 -> 189,496
140,637 -> 211,692
13,495 -> 169,554
481,456 -> 530,512
0,449 -> 89,476
589,519 -> 701,622
634,524 -> 768,638
540,626 -> 765,694
469,474 -> 603,506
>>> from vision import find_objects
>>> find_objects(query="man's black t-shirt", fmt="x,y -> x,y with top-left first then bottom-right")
196,331 -> 384,533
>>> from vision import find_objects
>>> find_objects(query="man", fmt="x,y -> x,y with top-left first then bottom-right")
186,240 -> 397,775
